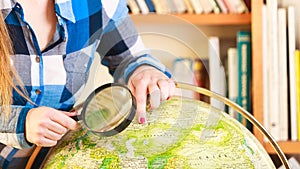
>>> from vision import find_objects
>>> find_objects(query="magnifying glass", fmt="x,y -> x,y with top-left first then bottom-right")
24,83 -> 136,169
71,83 -> 136,137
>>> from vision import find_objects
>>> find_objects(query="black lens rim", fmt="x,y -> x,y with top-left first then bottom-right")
81,83 -> 136,137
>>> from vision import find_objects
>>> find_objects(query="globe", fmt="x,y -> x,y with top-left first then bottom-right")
41,96 -> 275,169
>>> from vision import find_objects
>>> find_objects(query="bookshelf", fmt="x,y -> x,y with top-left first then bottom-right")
252,1 -> 300,154
131,0 -> 300,155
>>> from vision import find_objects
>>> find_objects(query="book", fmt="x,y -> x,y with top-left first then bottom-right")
287,6 -> 297,141
189,0 -> 204,14
237,31 -> 252,130
193,59 -> 202,101
227,48 -> 238,119
243,0 -> 251,12
172,58 -> 197,99
152,0 -> 168,14
173,0 -> 187,13
209,37 -> 226,111
277,8 -> 288,141
232,0 -> 248,13
144,0 -> 156,13
182,0 -> 194,13
216,0 -> 228,13
160,0 -> 171,13
166,0 -> 177,13
199,0 -> 214,14
127,0 -> 140,14
266,0 -> 280,141
222,0 -> 237,13
295,50 -> 300,140
193,58 -> 210,103
223,0 -> 247,13
208,0 -> 221,14
135,0 -> 150,14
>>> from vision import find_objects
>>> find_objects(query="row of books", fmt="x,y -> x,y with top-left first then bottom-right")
262,1 -> 299,142
171,31 -> 252,130
127,0 -> 251,15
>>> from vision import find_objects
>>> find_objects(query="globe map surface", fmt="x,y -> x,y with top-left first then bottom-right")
42,96 -> 275,169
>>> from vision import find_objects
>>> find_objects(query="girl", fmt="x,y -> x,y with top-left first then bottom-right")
0,0 -> 174,168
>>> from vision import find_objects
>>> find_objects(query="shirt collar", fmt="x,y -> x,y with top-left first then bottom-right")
0,0 -> 16,19
54,0 -> 76,23
0,0 -> 76,23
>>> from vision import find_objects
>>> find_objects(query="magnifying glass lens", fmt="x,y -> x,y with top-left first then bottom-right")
83,85 -> 135,135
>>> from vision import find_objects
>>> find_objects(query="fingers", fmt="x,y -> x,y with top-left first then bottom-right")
35,129 -> 63,147
25,107 -> 78,147
128,66 -> 175,124
133,80 -> 148,124
35,137 -> 57,147
51,111 -> 78,130
46,119 -> 68,135
148,83 -> 160,109
157,79 -> 175,101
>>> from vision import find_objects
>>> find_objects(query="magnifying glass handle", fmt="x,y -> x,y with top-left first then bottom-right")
70,115 -> 79,121
69,103 -> 85,121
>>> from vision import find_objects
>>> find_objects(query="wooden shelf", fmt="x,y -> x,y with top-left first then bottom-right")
173,13 -> 251,25
264,141 -> 300,154
131,13 -> 251,26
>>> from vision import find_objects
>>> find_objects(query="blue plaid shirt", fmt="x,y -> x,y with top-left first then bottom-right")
0,0 -> 170,168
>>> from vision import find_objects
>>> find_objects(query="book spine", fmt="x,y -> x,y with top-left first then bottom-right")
243,0 -> 251,12
237,31 -> 252,130
152,0 -> 168,14
222,0 -> 236,13
135,0 -> 150,14
166,0 -> 177,13
189,0 -> 204,14
209,37 -> 226,111
144,0 -> 156,12
295,50 -> 300,140
173,0 -> 187,13
216,0 -> 228,13
288,6 -> 298,141
127,0 -> 141,14
266,0 -> 280,141
183,0 -> 194,13
232,0 -> 248,13
199,0 -> 214,14
227,48 -> 238,119
172,58 -> 196,98
277,8 -> 288,141
208,0 -> 221,14
193,58 -> 210,103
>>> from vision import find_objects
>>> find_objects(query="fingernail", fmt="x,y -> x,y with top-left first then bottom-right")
139,117 -> 146,124
166,96 -> 170,100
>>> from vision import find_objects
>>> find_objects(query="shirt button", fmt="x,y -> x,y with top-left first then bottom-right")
35,57 -> 40,63
35,89 -> 42,95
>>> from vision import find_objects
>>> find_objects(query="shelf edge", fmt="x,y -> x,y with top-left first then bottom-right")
130,13 -> 251,26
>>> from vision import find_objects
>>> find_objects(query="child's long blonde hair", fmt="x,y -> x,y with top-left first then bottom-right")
0,13 -> 28,116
